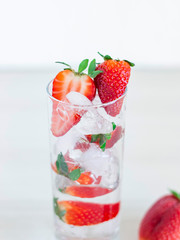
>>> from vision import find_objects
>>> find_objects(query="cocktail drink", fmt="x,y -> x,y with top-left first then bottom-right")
47,53 -> 134,240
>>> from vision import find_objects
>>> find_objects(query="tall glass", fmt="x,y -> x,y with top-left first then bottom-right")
47,80 -> 127,240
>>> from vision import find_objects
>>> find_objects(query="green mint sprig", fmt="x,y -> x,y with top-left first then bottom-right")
53,198 -> 66,221
55,152 -> 81,181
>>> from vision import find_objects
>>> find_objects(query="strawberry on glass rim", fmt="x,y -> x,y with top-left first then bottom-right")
51,59 -> 102,137
94,52 -> 135,116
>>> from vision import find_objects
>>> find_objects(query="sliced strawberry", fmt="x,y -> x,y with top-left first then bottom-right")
106,126 -> 123,148
86,125 -> 123,151
61,186 -> 112,198
51,100 -> 81,137
55,200 -> 120,226
74,140 -> 90,152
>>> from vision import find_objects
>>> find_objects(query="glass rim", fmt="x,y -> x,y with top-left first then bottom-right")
46,80 -> 127,109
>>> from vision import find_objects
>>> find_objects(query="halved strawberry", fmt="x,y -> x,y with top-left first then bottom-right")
51,59 -> 97,137
54,200 -> 120,226
61,186 -> 112,198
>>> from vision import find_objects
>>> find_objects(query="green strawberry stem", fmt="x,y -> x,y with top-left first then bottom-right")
170,189 -> 180,200
97,52 -> 135,67
55,61 -> 71,68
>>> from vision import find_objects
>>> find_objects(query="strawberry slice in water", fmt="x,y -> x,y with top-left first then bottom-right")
54,200 -> 120,226
61,186 -> 112,198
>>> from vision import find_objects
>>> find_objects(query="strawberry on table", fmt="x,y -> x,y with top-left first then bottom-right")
94,52 -> 134,116
60,186 -> 112,198
54,200 -> 120,226
139,190 -> 180,240
51,59 -> 101,137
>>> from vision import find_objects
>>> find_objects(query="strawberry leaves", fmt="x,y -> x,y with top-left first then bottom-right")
88,59 -> 103,78
78,59 -> 89,73
55,153 -> 82,181
123,60 -> 135,67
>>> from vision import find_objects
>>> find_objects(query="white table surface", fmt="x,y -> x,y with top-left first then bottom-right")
0,68 -> 180,240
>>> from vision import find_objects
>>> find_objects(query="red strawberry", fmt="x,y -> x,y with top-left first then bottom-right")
94,53 -> 134,116
74,140 -> 90,152
56,200 -> 120,226
86,125 -> 123,151
51,60 -> 96,137
61,186 -> 112,198
139,190 -> 180,240
51,100 -> 81,137
52,69 -> 96,102
106,126 -> 123,148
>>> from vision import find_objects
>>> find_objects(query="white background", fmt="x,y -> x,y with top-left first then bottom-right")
0,0 -> 180,239
0,0 -> 180,68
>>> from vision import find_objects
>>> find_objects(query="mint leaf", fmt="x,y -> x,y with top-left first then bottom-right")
90,134 -> 100,142
55,61 -> 71,68
105,133 -> 111,140
90,70 -> 103,78
53,198 -> 60,216
78,59 -> 89,73
88,59 -> 96,75
68,168 -> 81,181
112,122 -> 116,130
59,210 -> 66,219
123,60 -> 135,67
56,153 -> 68,175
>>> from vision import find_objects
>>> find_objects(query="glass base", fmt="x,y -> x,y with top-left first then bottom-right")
55,232 -> 120,240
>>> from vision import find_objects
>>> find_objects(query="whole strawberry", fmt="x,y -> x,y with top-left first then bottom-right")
139,190 -> 180,240
94,52 -> 134,116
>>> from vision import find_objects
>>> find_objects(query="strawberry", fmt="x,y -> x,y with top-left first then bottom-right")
51,100 -> 81,137
74,140 -> 90,152
51,59 -> 100,137
106,126 -> 123,148
54,200 -> 120,226
86,123 -> 123,151
94,52 -> 134,116
51,152 -> 101,185
60,186 -> 112,198
139,190 -> 180,240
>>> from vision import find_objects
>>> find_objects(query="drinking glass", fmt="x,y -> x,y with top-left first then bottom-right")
47,80 -> 127,240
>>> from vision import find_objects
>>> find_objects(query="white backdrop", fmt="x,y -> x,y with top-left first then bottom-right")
0,0 -> 180,68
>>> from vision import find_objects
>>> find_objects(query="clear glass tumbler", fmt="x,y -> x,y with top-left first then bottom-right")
47,80 -> 127,240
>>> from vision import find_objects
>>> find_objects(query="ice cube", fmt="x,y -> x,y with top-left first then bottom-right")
75,108 -> 113,135
53,127 -> 83,155
77,144 -> 119,188
66,91 -> 92,106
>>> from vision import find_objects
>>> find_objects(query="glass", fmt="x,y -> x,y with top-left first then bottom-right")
47,80 -> 127,240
